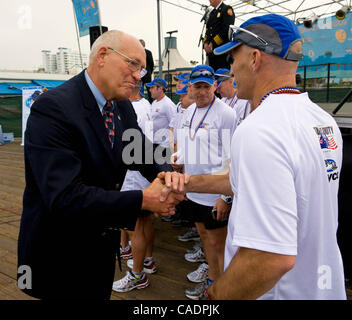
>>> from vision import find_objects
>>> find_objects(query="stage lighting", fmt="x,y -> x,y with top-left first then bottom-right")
336,6 -> 350,20
303,13 -> 318,28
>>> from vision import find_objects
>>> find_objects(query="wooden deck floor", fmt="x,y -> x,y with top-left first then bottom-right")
0,139 -> 351,300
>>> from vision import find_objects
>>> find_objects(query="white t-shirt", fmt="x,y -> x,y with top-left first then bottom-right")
150,95 -> 176,147
226,93 -> 346,300
121,98 -> 153,191
170,102 -> 196,142
221,95 -> 250,130
177,97 -> 236,206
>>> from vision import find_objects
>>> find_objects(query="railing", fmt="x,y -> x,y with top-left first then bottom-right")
297,63 -> 352,104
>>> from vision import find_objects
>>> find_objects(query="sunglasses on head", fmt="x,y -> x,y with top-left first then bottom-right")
190,70 -> 214,79
228,25 -> 269,45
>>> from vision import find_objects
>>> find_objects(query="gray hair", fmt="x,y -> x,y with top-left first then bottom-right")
89,30 -> 124,64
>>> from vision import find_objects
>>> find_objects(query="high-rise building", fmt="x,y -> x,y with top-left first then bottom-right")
56,47 -> 88,74
41,48 -> 88,74
41,50 -> 57,74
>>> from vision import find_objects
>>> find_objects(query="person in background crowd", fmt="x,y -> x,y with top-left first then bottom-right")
140,39 -> 154,103
113,82 -> 157,293
203,0 -> 235,71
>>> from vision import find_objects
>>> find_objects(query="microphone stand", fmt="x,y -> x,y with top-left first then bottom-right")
199,6 -> 210,65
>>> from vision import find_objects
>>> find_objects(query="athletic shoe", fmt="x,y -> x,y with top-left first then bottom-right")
185,281 -> 208,300
112,271 -> 149,292
120,245 -> 132,260
127,258 -> 157,274
161,215 -> 173,222
186,241 -> 202,254
178,228 -> 200,242
187,263 -> 209,283
184,247 -> 206,263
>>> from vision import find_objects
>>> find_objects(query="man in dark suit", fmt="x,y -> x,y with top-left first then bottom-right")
17,30 -> 183,299
203,0 -> 235,71
140,39 -> 154,103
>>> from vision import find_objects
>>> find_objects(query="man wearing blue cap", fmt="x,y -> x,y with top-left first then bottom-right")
175,64 -> 236,299
160,14 -> 346,300
174,72 -> 190,93
215,68 -> 250,129
146,78 -> 177,150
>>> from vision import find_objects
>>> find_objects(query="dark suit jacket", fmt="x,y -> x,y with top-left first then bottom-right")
143,48 -> 154,83
204,3 -> 235,71
17,70 -> 171,299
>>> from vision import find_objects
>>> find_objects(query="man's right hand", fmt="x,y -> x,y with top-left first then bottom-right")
142,177 -> 185,215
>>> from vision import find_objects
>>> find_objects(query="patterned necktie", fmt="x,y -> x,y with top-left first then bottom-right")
102,101 -> 115,148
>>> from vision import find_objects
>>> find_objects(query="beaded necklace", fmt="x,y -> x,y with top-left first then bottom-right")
258,86 -> 301,107
189,96 -> 215,141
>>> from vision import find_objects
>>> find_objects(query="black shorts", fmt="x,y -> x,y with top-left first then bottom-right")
186,199 -> 228,230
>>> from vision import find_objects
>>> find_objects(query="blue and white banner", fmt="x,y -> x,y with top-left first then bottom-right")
22,87 -> 43,146
298,12 -> 352,66
72,0 -> 100,37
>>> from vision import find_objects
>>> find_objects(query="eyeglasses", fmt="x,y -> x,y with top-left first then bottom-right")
228,25 -> 268,46
108,47 -> 147,78
190,70 -> 214,79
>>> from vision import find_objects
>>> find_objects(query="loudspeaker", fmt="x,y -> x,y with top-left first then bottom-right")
89,26 -> 108,48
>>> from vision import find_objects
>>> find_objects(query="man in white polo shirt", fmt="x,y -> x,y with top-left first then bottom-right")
175,64 -> 236,299
159,14 -> 346,300
146,78 -> 177,149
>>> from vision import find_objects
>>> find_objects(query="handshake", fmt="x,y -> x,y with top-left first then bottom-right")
142,171 -> 190,216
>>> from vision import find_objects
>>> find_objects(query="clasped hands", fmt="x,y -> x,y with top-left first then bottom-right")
142,171 -> 189,216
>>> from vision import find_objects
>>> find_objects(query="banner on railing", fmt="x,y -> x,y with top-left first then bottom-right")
21,87 -> 44,146
298,12 -> 352,66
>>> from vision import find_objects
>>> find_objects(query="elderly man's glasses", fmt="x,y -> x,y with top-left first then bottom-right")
108,47 -> 147,78
190,70 -> 214,79
228,25 -> 268,46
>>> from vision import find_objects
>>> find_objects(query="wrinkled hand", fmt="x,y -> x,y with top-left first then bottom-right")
213,197 -> 231,221
142,177 -> 185,216
157,171 -> 190,202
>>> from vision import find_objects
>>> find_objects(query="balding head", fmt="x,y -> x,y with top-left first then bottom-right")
86,30 -> 146,101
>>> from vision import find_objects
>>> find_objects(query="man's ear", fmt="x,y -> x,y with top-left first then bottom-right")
251,49 -> 262,72
96,46 -> 108,67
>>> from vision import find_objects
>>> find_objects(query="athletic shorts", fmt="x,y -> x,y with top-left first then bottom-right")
186,199 -> 228,230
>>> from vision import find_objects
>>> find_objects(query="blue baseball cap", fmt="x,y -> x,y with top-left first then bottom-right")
215,68 -> 231,88
146,78 -> 167,89
189,64 -> 215,85
181,79 -> 189,85
214,14 -> 303,61
174,72 -> 190,81
176,85 -> 188,95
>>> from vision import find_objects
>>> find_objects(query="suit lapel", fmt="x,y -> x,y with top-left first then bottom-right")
76,71 -> 117,167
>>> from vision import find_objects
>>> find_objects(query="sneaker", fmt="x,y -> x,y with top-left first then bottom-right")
185,247 -> 206,263
178,228 -> 200,242
187,263 -> 209,283
127,258 -> 157,274
120,245 -> 132,260
185,281 -> 208,300
112,271 -> 149,292
161,215 -> 173,222
186,241 -> 202,254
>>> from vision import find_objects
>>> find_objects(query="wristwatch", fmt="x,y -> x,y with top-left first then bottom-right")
221,195 -> 233,205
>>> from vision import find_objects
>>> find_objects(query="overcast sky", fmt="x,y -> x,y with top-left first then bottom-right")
0,0 -> 346,71
0,0 -> 209,71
